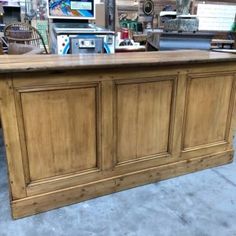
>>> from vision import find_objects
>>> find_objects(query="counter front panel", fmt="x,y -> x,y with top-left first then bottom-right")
0,51 -> 235,218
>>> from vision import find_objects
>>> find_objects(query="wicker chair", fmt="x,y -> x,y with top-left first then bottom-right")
4,22 -> 48,54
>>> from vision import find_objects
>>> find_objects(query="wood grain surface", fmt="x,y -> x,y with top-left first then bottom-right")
0,50 -> 235,218
20,87 -> 98,181
0,50 -> 236,73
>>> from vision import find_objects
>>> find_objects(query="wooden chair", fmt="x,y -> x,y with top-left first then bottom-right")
4,22 -> 48,54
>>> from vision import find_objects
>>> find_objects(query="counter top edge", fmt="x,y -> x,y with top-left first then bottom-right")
1,50 -> 236,74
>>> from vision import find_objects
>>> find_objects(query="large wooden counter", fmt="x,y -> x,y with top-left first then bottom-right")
0,50 -> 236,219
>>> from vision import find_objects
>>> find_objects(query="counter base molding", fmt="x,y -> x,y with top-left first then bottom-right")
11,151 -> 233,219
0,51 -> 235,219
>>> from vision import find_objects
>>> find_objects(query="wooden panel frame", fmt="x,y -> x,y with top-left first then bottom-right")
0,78 -> 27,200
13,81 -> 103,196
181,72 -> 236,158
113,76 -> 178,169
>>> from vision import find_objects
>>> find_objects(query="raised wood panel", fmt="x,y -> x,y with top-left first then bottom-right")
183,74 -> 233,150
115,80 -> 173,164
19,86 -> 99,182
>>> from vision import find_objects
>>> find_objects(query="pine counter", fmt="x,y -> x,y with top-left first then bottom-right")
0,50 -> 235,219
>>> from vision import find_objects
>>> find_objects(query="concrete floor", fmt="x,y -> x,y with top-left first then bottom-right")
0,130 -> 236,236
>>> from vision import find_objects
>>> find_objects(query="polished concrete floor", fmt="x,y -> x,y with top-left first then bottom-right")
0,129 -> 236,236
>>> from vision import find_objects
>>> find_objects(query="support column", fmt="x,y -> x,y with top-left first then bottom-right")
105,0 -> 116,31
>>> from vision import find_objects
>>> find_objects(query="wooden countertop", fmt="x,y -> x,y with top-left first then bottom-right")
1,50 -> 236,73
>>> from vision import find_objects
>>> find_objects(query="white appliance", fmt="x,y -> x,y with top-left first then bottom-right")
50,22 -> 115,54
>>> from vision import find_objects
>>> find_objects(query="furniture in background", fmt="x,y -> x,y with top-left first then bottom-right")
234,33 -> 236,49
8,43 -> 44,54
0,38 -> 2,129
4,22 -> 48,54
146,31 -> 214,51
0,39 -> 3,54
